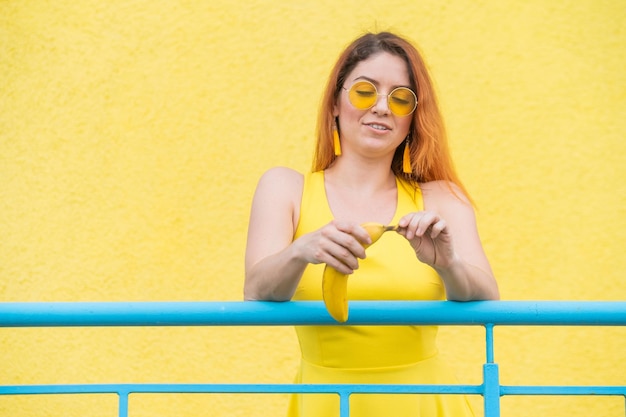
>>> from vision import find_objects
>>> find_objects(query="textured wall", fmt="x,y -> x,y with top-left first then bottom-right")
1,1 -> 625,416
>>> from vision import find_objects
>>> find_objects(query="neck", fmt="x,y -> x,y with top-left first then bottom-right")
323,156 -> 398,224
325,155 -> 396,193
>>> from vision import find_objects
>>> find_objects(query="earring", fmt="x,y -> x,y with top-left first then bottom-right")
333,125 -> 342,156
402,137 -> 412,174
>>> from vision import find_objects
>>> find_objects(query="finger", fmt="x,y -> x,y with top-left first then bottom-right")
320,228 -> 365,267
334,221 -> 372,248
396,213 -> 417,239
415,212 -> 442,237
429,219 -> 447,239
397,213 -> 418,230
330,221 -> 370,256
325,243 -> 360,273
405,213 -> 429,239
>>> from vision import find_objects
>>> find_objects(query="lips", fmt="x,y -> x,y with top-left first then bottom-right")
365,122 -> 391,131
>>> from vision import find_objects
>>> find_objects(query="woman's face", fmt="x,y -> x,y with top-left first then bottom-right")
334,51 -> 413,160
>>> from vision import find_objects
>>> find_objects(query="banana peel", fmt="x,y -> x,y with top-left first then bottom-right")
322,222 -> 396,322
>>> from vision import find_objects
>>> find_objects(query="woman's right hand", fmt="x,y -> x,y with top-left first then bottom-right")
294,220 -> 370,275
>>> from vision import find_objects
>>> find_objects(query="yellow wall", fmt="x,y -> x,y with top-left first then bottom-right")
1,1 -> 624,416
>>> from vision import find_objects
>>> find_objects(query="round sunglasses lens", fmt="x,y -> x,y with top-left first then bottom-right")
389,88 -> 417,116
348,81 -> 377,109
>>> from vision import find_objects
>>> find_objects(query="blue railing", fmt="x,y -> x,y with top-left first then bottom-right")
1,301 -> 625,416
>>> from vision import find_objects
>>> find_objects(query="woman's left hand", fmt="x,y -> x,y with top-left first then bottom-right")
395,181 -> 499,301
396,211 -> 458,269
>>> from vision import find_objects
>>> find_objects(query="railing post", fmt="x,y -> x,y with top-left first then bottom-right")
339,391 -> 350,417
484,324 -> 500,417
118,391 -> 129,417
483,363 -> 501,417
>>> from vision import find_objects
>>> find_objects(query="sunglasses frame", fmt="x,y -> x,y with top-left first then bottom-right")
342,80 -> 418,117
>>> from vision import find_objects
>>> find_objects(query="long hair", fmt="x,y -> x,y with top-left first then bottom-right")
312,32 -> 471,201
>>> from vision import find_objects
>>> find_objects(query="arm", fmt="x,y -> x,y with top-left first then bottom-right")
397,181 -> 499,301
244,167 -> 369,301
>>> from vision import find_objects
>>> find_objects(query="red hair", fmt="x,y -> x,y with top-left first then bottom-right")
312,32 -> 471,201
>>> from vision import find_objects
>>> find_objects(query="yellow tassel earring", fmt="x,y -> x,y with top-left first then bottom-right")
402,137 -> 412,174
333,125 -> 342,156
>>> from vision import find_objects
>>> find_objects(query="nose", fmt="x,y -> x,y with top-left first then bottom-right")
371,93 -> 391,115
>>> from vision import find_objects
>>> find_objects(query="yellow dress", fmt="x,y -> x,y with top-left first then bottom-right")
288,171 -> 475,417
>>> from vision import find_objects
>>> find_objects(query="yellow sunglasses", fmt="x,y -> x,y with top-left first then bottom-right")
343,80 -> 417,117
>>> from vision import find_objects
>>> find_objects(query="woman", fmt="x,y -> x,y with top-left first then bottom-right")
244,31 -> 499,417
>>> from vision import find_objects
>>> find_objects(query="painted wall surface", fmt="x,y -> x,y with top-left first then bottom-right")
1,1 -> 624,416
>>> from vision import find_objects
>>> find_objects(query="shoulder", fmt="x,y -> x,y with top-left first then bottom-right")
420,180 -> 472,212
254,166 -> 304,202
257,166 -> 303,186
250,167 -> 305,228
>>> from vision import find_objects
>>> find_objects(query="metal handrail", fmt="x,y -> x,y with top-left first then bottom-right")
1,301 -> 625,417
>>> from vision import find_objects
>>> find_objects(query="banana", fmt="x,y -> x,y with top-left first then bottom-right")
321,265 -> 350,322
322,222 -> 395,322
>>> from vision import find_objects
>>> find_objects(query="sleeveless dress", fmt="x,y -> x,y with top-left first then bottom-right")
287,171 -> 475,417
